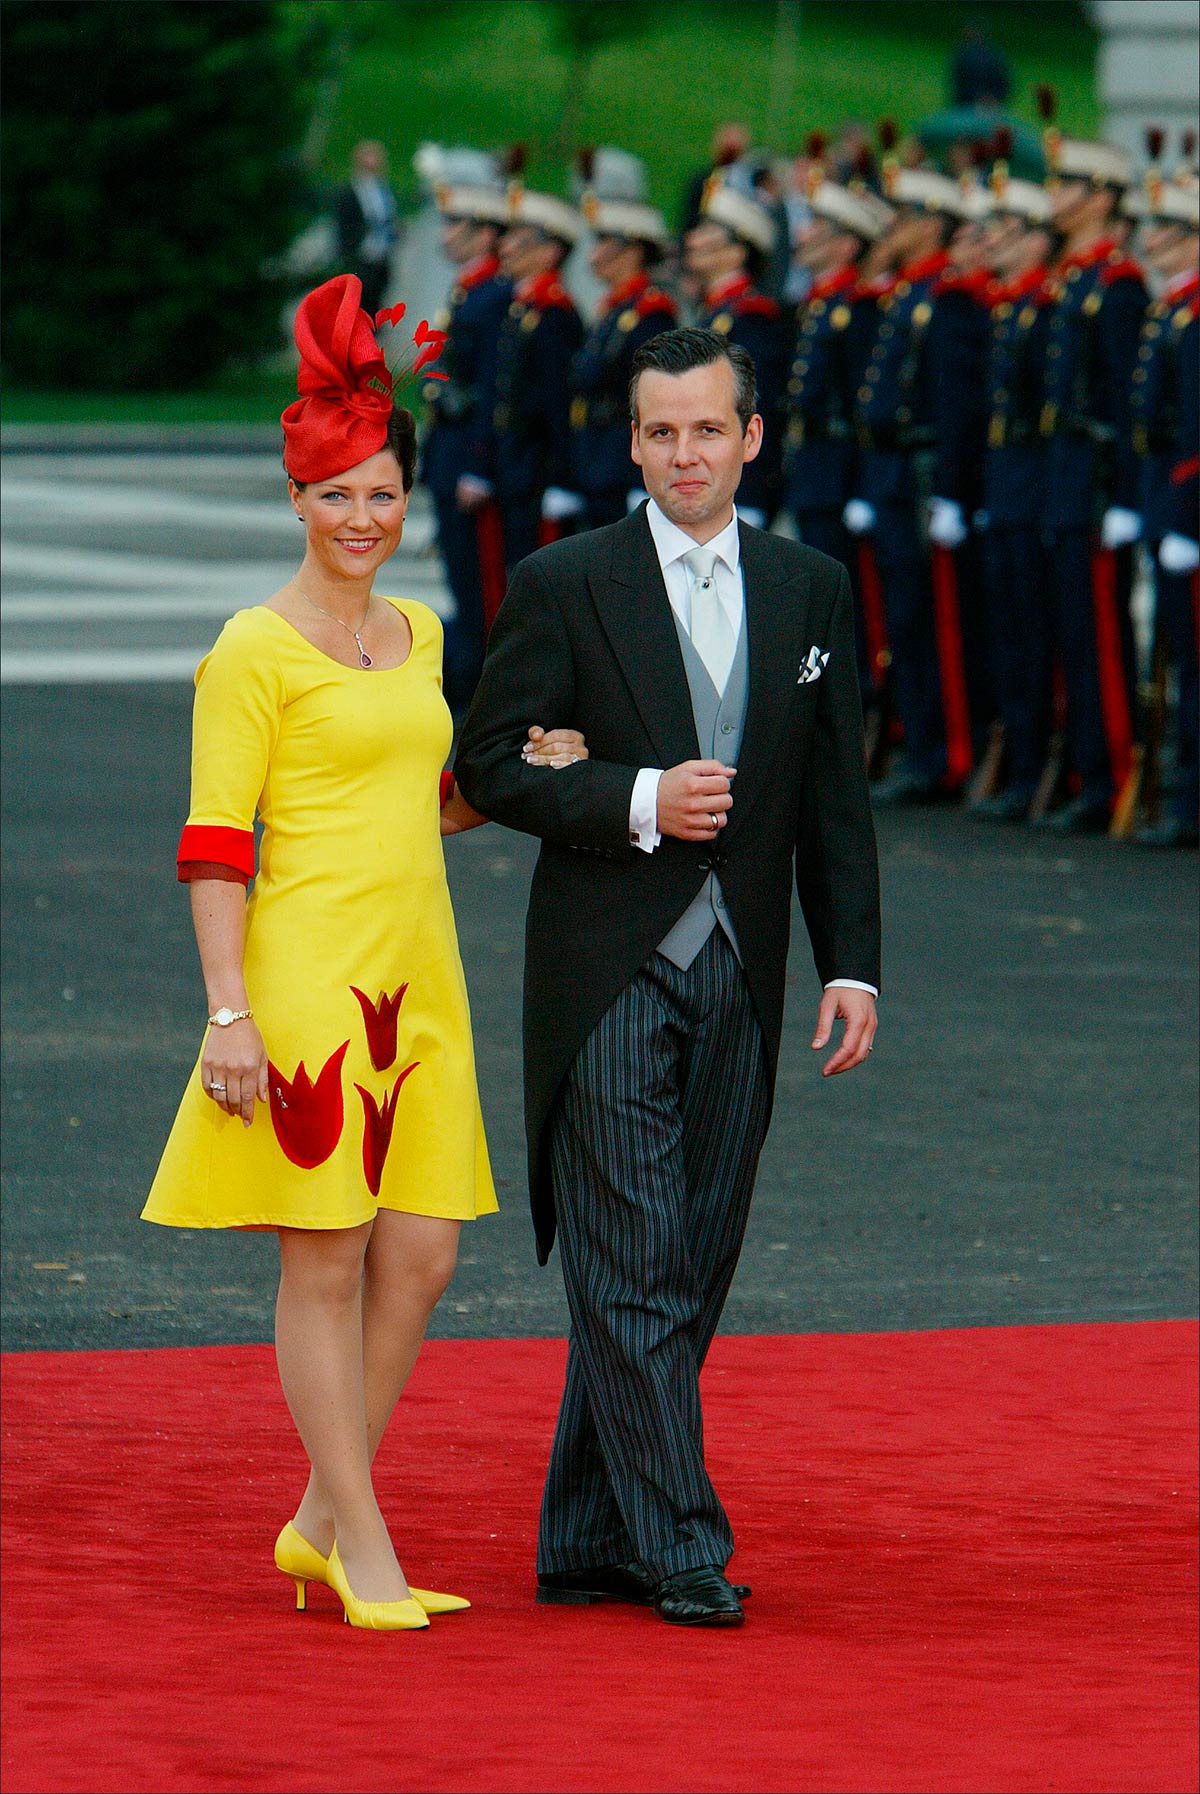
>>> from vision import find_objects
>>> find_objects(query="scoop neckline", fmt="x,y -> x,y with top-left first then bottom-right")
256,596 -> 417,673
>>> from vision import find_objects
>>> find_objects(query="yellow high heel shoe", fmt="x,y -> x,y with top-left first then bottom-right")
275,1520 -> 470,1615
326,1543 -> 430,1631
274,1521 -> 330,1611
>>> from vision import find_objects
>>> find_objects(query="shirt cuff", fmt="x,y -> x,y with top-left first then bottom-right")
629,767 -> 664,853
825,979 -> 879,997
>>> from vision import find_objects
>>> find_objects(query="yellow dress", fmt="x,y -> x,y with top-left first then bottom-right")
143,599 -> 497,1230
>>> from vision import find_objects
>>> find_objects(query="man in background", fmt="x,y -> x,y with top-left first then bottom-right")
335,140 -> 399,317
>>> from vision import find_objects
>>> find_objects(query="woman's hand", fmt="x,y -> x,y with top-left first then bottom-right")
202,1018 -> 268,1126
522,725 -> 588,769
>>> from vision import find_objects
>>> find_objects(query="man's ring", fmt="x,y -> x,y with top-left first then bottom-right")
709,812 -> 719,830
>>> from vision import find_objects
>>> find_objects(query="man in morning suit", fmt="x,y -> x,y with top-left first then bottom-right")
456,329 -> 881,1628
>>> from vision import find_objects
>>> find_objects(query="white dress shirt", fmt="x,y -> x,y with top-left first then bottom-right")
628,499 -> 877,999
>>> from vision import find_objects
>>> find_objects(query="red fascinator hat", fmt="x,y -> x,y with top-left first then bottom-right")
281,274 -> 393,483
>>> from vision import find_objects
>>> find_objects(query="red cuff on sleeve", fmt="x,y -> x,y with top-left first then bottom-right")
177,823 -> 255,881
1170,455 -> 1199,487
439,771 -> 455,809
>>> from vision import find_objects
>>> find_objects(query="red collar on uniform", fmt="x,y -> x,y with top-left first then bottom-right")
898,250 -> 950,286
859,272 -> 897,301
1059,236 -> 1118,274
602,272 -> 651,313
994,265 -> 1050,307
934,267 -> 993,302
809,265 -> 859,302
459,253 -> 501,291
1163,267 -> 1200,303
705,271 -> 754,307
516,269 -> 572,308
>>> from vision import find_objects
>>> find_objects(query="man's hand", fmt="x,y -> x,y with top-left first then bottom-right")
812,987 -> 877,1077
657,760 -> 736,840
522,724 -> 589,768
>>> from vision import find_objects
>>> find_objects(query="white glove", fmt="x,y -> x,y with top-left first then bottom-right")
455,473 -> 493,512
1100,506 -> 1141,549
842,498 -> 876,536
1159,532 -> 1200,574
541,487 -> 587,521
626,488 -> 648,513
928,496 -> 968,549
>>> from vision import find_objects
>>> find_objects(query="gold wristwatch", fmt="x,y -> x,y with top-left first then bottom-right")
208,1007 -> 253,1027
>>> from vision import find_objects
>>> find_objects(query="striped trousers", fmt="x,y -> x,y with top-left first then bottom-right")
538,930 -> 771,1581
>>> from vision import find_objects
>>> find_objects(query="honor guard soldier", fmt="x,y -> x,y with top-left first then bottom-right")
1035,94 -> 1147,834
568,196 -> 677,527
975,165 -> 1058,820
784,159 -> 894,712
493,186 -> 586,569
845,154 -> 979,800
421,182 -> 512,708
685,175 -> 788,526
1131,164 -> 1199,847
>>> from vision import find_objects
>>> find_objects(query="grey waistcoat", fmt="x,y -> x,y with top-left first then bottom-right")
656,604 -> 750,970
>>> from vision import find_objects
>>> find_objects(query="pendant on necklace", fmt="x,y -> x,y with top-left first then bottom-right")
354,634 -> 373,668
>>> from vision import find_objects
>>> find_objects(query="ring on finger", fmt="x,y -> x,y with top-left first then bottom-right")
709,812 -> 719,830
210,1082 -> 227,1093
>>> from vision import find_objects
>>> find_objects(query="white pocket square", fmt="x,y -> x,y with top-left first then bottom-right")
797,646 -> 831,684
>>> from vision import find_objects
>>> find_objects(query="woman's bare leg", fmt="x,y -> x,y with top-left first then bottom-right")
275,1220 -> 409,1602
290,1212 -> 461,1556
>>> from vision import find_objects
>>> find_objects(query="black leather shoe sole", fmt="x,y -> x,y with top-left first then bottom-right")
537,1567 -> 752,1607
654,1600 -> 745,1628
536,1582 -> 651,1607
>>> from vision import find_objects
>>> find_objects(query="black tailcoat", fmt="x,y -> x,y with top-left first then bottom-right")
455,506 -> 881,1261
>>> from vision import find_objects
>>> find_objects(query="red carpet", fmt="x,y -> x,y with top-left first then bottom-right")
2,1322 -> 1196,1794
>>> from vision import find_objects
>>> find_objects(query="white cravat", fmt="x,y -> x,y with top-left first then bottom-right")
683,546 -> 736,695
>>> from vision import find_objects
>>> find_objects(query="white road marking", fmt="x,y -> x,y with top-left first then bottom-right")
1,454 -> 451,681
2,650 -> 208,684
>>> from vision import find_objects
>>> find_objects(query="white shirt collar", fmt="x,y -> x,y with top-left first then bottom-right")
645,499 -> 741,576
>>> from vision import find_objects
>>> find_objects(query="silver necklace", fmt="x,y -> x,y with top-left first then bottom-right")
292,581 -> 373,667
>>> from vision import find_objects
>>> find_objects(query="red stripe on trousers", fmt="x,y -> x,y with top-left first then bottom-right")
930,545 -> 974,787
1089,547 -> 1133,797
476,502 -> 507,636
856,541 -> 891,689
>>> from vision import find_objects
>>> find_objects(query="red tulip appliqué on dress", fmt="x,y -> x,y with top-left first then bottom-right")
349,984 -> 409,1072
268,1042 -> 349,1169
356,1064 -> 420,1196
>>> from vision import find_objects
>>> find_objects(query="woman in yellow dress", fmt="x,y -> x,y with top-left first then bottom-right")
143,275 -> 585,1630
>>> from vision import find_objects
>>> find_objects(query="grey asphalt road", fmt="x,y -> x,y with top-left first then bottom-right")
2,452 -> 1197,1351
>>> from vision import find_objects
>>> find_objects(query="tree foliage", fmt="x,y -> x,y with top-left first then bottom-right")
1,1 -> 330,389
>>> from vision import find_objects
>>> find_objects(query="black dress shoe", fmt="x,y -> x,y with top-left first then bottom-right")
1034,794 -> 1111,835
1135,817 -> 1200,850
653,1566 -> 745,1628
538,1562 -> 751,1606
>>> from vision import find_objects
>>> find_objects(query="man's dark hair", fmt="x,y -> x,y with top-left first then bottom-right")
629,328 -> 758,431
